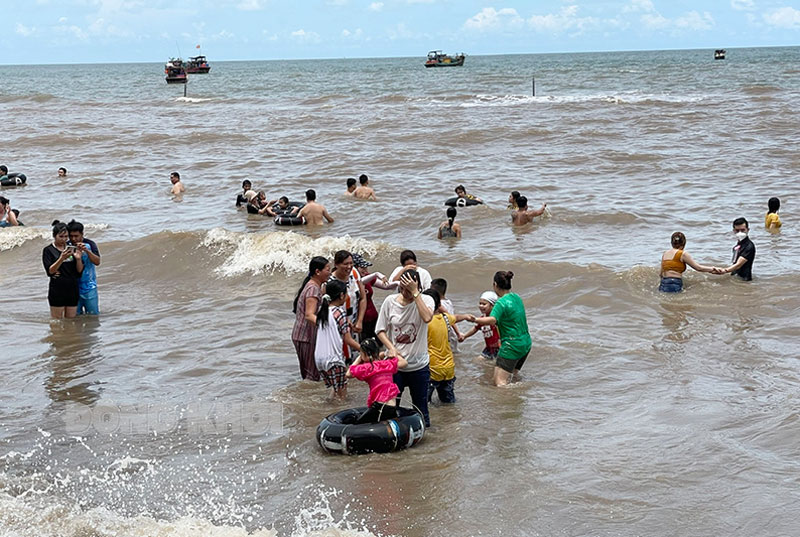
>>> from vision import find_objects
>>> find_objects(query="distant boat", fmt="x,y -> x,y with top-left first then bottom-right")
186,55 -> 211,74
714,49 -> 726,60
425,51 -> 465,68
165,58 -> 187,84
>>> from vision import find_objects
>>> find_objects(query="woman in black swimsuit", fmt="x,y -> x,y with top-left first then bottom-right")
42,220 -> 84,319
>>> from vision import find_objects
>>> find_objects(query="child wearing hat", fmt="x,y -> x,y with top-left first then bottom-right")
461,291 -> 501,361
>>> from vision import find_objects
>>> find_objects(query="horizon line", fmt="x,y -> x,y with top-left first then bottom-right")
1,43 -> 797,68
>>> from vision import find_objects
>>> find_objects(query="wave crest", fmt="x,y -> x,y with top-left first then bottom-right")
202,228 -> 390,276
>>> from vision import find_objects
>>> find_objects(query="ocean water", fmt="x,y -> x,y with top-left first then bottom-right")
1,47 -> 799,536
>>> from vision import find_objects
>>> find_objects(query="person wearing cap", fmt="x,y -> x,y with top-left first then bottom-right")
460,290 -> 500,361
352,253 -> 397,340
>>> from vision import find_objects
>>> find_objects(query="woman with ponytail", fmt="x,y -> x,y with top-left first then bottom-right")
291,256 -> 331,381
472,271 -> 531,386
437,207 -> 461,239
314,279 -> 361,400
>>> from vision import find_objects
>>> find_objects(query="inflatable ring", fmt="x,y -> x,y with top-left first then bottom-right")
272,201 -> 305,216
274,215 -> 306,226
317,407 -> 425,455
0,173 -> 27,187
444,196 -> 481,207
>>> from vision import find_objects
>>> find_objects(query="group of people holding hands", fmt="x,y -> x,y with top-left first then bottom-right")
291,249 -> 532,426
658,197 -> 782,292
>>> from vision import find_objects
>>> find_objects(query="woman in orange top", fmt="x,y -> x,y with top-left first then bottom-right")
659,232 -> 717,293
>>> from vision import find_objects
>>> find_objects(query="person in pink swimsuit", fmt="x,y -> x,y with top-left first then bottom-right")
347,338 -> 408,424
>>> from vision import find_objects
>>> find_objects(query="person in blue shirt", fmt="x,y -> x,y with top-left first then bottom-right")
67,220 -> 101,315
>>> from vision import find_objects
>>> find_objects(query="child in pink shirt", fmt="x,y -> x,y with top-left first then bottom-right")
347,338 -> 408,424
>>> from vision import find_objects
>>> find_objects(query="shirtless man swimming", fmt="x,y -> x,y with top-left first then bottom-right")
511,195 -> 546,226
353,174 -> 377,201
345,178 -> 357,196
170,172 -> 185,196
297,189 -> 334,225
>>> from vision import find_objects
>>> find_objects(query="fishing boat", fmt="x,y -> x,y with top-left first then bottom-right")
714,49 -> 726,60
165,58 -> 187,84
425,51 -> 465,68
186,55 -> 211,74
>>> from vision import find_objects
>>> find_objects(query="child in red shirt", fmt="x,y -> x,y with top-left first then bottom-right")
461,291 -> 500,360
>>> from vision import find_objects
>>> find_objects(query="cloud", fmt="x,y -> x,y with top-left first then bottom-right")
628,1 -> 714,32
15,23 -> 36,37
237,0 -> 266,10
54,24 -> 89,41
291,29 -> 321,43
623,0 -> 655,13
731,0 -> 755,10
463,7 -> 524,31
465,6 -> 599,35
673,11 -> 714,30
763,6 -> 800,29
528,5 -> 598,33
342,28 -> 363,38
387,22 -> 424,40
368,2 -> 383,11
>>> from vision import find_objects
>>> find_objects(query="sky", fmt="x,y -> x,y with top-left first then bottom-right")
2,0 -> 799,64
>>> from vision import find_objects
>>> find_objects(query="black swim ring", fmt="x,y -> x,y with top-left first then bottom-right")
316,406 -> 425,455
274,214 -> 306,226
444,196 -> 481,207
272,201 -> 305,216
0,173 -> 27,187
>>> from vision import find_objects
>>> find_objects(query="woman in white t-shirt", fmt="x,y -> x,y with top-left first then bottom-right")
376,269 -> 435,426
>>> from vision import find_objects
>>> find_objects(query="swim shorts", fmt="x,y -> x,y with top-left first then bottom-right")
496,351 -> 529,374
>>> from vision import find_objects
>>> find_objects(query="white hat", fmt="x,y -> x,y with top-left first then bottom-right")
244,190 -> 258,202
480,291 -> 498,304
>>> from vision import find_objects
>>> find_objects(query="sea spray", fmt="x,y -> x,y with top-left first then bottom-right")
202,229 -> 390,276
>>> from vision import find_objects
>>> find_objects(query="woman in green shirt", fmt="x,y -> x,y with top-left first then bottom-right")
473,271 -> 532,386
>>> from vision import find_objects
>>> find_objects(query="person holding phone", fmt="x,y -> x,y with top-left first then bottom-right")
42,220 -> 83,319
375,269 -> 435,426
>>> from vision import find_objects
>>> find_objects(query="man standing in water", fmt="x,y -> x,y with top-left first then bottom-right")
170,172 -> 185,196
511,196 -> 547,226
353,174 -> 377,201
297,189 -> 334,225
715,217 -> 755,280
68,220 -> 101,315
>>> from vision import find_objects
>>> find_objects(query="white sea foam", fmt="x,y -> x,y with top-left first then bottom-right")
453,92 -> 706,107
0,227 -> 50,251
175,97 -> 214,103
202,229 -> 389,276
0,486 -> 381,537
0,492 -> 277,537
0,223 -> 109,252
